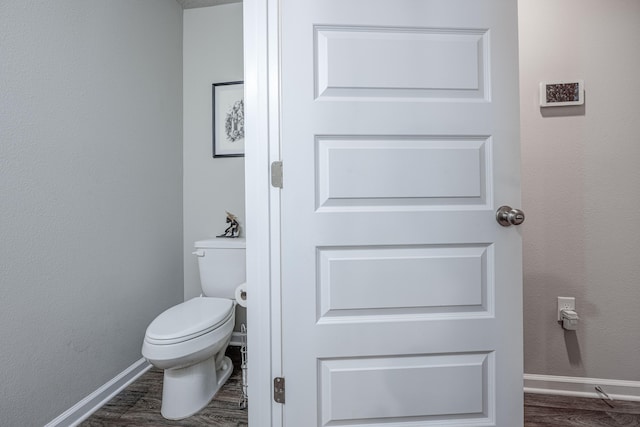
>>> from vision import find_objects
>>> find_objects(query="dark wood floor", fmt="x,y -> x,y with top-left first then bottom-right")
524,393 -> 640,427
84,355 -> 640,427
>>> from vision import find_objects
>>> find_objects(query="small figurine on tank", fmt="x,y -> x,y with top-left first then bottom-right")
217,211 -> 240,238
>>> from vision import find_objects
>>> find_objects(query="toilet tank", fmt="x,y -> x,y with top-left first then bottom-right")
194,237 -> 246,299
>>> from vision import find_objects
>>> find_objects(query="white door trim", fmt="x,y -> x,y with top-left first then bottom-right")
244,0 -> 282,425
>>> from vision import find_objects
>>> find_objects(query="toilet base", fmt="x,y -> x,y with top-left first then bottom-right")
160,355 -> 234,420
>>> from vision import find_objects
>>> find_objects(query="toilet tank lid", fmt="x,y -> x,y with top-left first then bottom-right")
194,237 -> 246,249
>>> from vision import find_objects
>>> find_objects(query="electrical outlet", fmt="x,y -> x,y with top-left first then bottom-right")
557,297 -> 575,321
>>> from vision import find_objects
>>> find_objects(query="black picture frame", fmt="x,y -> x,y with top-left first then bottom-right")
212,81 -> 244,158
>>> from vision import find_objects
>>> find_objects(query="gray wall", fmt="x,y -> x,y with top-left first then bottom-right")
519,0 -> 640,380
0,1 -> 184,425
183,4 -> 245,326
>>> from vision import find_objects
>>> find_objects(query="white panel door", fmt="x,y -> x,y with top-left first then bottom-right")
278,1 -> 522,426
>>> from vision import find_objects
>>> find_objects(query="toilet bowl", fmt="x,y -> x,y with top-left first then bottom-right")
142,297 -> 235,419
142,238 -> 246,420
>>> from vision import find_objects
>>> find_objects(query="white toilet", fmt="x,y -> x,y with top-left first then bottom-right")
142,237 -> 245,420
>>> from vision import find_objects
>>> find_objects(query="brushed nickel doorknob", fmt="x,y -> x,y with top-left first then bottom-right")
496,205 -> 525,227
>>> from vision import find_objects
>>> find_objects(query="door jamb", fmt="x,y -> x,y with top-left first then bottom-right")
244,0 -> 282,425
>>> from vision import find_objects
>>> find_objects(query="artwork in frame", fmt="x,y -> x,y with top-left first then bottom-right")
213,81 -> 244,157
539,80 -> 584,107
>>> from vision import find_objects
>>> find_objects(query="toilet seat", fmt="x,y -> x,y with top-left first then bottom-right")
145,297 -> 234,345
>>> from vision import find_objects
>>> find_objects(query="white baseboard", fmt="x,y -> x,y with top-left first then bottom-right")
45,358 -> 151,427
524,373 -> 640,402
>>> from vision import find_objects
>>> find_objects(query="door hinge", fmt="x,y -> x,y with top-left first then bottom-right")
273,377 -> 285,404
271,161 -> 283,188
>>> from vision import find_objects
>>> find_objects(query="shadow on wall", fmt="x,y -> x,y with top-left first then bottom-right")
563,330 -> 583,367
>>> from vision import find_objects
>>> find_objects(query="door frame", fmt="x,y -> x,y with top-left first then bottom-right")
244,0 -> 281,425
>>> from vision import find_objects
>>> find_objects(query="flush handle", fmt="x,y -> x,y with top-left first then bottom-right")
192,249 -> 205,257
496,206 -> 526,227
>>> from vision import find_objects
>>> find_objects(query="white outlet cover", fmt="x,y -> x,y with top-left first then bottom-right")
557,297 -> 576,321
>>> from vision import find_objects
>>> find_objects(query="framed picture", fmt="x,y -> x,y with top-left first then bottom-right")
213,81 -> 244,157
539,80 -> 584,107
